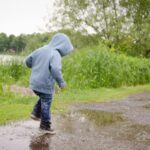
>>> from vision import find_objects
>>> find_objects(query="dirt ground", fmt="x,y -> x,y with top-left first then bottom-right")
0,92 -> 150,150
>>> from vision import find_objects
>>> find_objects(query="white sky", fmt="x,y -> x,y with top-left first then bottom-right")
0,0 -> 54,35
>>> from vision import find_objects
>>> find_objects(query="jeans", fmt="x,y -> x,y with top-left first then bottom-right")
32,91 -> 53,125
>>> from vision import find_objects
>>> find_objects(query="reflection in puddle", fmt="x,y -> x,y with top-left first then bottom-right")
0,110 -> 124,150
79,109 -> 123,126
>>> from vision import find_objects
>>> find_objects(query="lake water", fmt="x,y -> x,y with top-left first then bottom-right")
0,55 -> 24,63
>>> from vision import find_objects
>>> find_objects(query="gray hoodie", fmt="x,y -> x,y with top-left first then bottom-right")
25,33 -> 74,94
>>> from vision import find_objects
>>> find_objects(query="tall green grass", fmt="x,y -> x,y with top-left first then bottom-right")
0,46 -> 150,125
63,44 -> 150,88
0,61 -> 30,86
0,44 -> 150,88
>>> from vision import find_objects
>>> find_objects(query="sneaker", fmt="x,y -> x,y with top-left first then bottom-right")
30,114 -> 40,121
39,126 -> 56,135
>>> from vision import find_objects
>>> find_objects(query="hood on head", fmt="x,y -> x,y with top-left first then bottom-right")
49,33 -> 74,56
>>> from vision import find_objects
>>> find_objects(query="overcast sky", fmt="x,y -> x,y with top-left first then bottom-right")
0,0 -> 54,35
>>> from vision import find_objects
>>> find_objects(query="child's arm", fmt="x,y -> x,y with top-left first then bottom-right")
25,54 -> 33,68
50,52 -> 66,89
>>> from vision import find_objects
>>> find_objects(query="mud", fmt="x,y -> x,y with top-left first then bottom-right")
0,92 -> 150,150
10,85 -> 35,96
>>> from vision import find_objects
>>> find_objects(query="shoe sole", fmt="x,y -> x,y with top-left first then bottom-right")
39,128 -> 56,135
30,114 -> 40,121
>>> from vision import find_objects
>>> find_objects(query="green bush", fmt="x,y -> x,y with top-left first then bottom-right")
0,44 -> 150,88
0,61 -> 29,85
63,44 -> 150,88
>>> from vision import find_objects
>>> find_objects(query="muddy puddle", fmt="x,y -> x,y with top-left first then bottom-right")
0,92 -> 150,150
0,112 -> 103,150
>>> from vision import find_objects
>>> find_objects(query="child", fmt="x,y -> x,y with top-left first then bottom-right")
25,33 -> 74,134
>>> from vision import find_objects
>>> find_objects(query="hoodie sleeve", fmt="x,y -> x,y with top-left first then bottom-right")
50,52 -> 66,88
25,54 -> 33,68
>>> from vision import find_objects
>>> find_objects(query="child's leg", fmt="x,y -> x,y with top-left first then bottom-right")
32,98 -> 41,118
39,93 -> 53,129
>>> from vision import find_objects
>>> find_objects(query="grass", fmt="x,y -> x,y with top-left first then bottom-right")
144,104 -> 150,109
63,46 -> 150,88
0,45 -> 150,89
0,104 -> 32,125
0,91 -> 37,125
52,84 -> 150,112
0,45 -> 149,125
0,84 -> 149,125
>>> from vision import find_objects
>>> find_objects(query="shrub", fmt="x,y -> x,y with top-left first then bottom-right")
63,44 -> 150,88
0,44 -> 149,89
0,61 -> 29,85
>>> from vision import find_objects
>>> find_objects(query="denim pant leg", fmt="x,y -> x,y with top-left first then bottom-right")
40,93 -> 53,124
32,98 -> 41,117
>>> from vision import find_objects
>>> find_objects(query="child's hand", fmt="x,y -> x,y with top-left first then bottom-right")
55,86 -> 61,94
55,85 -> 67,94
60,86 -> 66,92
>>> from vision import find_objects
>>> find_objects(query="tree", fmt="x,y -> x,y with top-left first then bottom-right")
8,34 -> 16,51
0,33 -> 8,52
121,0 -> 150,57
47,0 -> 126,43
7,34 -> 27,52
16,34 -> 27,52
46,0 -> 150,57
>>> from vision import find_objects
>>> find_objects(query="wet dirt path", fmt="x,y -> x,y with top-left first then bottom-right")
0,92 -> 150,150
